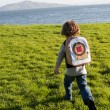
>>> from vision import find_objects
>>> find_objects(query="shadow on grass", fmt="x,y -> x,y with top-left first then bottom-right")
0,98 -> 63,110
0,106 -> 21,110
28,96 -> 65,109
99,67 -> 110,75
0,97 -> 65,110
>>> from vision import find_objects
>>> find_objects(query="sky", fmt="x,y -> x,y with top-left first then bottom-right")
0,0 -> 110,7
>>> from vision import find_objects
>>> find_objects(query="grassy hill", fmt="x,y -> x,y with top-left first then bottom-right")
0,23 -> 110,110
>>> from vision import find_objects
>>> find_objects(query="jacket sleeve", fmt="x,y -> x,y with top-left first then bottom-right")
56,43 -> 65,66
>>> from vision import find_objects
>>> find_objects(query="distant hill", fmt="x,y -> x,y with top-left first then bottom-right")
0,0 -> 69,11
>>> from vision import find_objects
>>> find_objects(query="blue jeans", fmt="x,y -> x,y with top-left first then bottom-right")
64,74 -> 94,105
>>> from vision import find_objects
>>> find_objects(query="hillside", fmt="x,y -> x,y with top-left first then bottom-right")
0,23 -> 110,110
0,0 -> 68,11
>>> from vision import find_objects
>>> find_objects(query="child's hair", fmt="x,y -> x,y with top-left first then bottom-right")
61,20 -> 80,37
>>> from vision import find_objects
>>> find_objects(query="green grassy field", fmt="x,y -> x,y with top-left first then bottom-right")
0,23 -> 110,110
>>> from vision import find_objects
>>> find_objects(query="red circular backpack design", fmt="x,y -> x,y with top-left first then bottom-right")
73,42 -> 85,56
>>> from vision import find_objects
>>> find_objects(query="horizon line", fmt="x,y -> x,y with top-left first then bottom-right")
0,0 -> 110,7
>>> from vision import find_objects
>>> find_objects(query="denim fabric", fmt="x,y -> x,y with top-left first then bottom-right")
64,74 -> 94,105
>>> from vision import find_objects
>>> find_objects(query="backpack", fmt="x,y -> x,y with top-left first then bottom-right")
66,36 -> 91,66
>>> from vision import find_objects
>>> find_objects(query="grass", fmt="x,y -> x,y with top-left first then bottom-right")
0,23 -> 110,110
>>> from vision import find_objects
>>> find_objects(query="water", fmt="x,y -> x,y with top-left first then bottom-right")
0,4 -> 110,24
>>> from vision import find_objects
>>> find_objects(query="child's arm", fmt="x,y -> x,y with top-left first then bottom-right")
54,43 -> 65,74
54,65 -> 60,74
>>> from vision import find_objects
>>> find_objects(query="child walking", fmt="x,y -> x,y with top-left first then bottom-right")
54,20 -> 97,110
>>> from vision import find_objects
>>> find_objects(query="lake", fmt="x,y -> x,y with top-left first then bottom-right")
0,4 -> 110,24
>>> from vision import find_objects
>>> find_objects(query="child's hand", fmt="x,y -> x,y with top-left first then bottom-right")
54,68 -> 60,74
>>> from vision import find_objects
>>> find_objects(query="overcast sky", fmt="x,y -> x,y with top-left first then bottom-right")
0,0 -> 110,7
